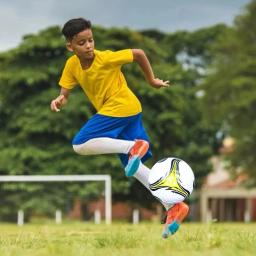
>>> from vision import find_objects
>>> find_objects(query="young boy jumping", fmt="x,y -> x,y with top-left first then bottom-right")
50,18 -> 189,238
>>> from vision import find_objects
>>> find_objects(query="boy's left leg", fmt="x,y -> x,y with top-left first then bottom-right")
162,202 -> 189,239
134,162 -> 175,211
111,115 -> 190,237
135,161 -> 189,238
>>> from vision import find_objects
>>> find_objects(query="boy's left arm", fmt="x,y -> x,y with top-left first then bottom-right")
132,49 -> 169,89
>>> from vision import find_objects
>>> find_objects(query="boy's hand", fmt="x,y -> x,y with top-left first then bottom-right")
150,78 -> 170,89
50,95 -> 66,112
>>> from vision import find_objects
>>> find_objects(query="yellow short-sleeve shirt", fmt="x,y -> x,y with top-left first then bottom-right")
59,49 -> 142,117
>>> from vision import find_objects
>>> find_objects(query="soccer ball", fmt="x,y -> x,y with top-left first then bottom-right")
148,157 -> 195,204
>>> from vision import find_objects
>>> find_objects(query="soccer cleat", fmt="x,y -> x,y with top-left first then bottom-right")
162,202 -> 189,239
125,140 -> 149,177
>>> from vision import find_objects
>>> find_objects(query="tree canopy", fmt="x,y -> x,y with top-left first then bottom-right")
0,19 -> 231,218
200,0 -> 256,179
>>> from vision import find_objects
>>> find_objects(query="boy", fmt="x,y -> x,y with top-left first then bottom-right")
50,18 -> 189,238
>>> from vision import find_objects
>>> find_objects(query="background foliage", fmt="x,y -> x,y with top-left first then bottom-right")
200,0 -> 256,179
0,0 -> 254,219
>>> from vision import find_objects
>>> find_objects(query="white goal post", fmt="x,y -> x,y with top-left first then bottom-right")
0,175 -> 112,224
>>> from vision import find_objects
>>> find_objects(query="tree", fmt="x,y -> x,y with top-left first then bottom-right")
200,0 -> 256,178
0,24 -> 217,218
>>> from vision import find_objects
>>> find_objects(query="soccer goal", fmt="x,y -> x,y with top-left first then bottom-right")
0,175 -> 112,224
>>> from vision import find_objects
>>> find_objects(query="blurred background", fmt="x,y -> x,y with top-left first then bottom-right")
0,0 -> 255,224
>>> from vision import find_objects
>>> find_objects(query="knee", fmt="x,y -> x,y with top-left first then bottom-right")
72,134 -> 89,155
73,144 -> 85,155
72,134 -> 82,146
72,141 -> 96,155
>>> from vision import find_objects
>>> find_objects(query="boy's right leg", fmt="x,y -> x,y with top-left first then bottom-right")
72,114 -> 138,155
73,137 -> 133,155
73,137 -> 149,177
118,113 -> 151,177
124,140 -> 149,177
72,113 -> 150,176
73,137 -> 148,158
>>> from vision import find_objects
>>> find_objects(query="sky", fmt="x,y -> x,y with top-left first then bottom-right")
0,0 -> 251,52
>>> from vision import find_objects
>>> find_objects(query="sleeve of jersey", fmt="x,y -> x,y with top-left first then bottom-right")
105,49 -> 133,66
59,60 -> 77,89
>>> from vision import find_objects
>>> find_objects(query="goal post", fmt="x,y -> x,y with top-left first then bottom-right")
0,175 -> 112,224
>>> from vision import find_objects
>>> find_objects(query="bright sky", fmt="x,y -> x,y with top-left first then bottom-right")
0,0 -> 250,52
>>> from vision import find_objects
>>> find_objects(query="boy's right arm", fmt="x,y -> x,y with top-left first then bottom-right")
50,87 -> 70,112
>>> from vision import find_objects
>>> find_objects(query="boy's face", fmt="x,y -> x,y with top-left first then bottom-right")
66,29 -> 95,60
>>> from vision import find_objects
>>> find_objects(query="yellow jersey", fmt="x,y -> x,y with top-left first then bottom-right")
59,49 -> 142,117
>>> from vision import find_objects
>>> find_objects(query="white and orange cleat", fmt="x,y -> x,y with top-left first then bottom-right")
162,202 -> 189,239
125,140 -> 149,177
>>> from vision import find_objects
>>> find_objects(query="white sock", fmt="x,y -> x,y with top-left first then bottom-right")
133,162 -> 151,189
73,137 -> 135,155
164,204 -> 174,211
134,162 -> 172,211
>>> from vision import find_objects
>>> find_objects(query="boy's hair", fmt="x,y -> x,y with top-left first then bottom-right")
62,18 -> 92,40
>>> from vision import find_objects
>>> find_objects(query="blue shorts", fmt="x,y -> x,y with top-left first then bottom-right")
72,113 -> 152,166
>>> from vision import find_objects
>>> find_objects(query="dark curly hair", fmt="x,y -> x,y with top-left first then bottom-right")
62,18 -> 92,40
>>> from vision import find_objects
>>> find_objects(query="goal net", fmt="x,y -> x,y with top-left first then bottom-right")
0,175 -> 112,224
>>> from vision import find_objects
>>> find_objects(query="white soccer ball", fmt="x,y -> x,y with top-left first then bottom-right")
148,157 -> 195,205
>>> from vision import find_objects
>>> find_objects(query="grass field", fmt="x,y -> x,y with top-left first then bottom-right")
0,222 -> 256,256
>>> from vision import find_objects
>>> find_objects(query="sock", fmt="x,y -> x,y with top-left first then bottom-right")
73,137 -> 135,155
133,162 -> 150,189
134,162 -> 172,211
165,204 -> 174,211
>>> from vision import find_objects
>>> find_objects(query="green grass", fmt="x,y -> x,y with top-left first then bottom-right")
0,222 -> 256,256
